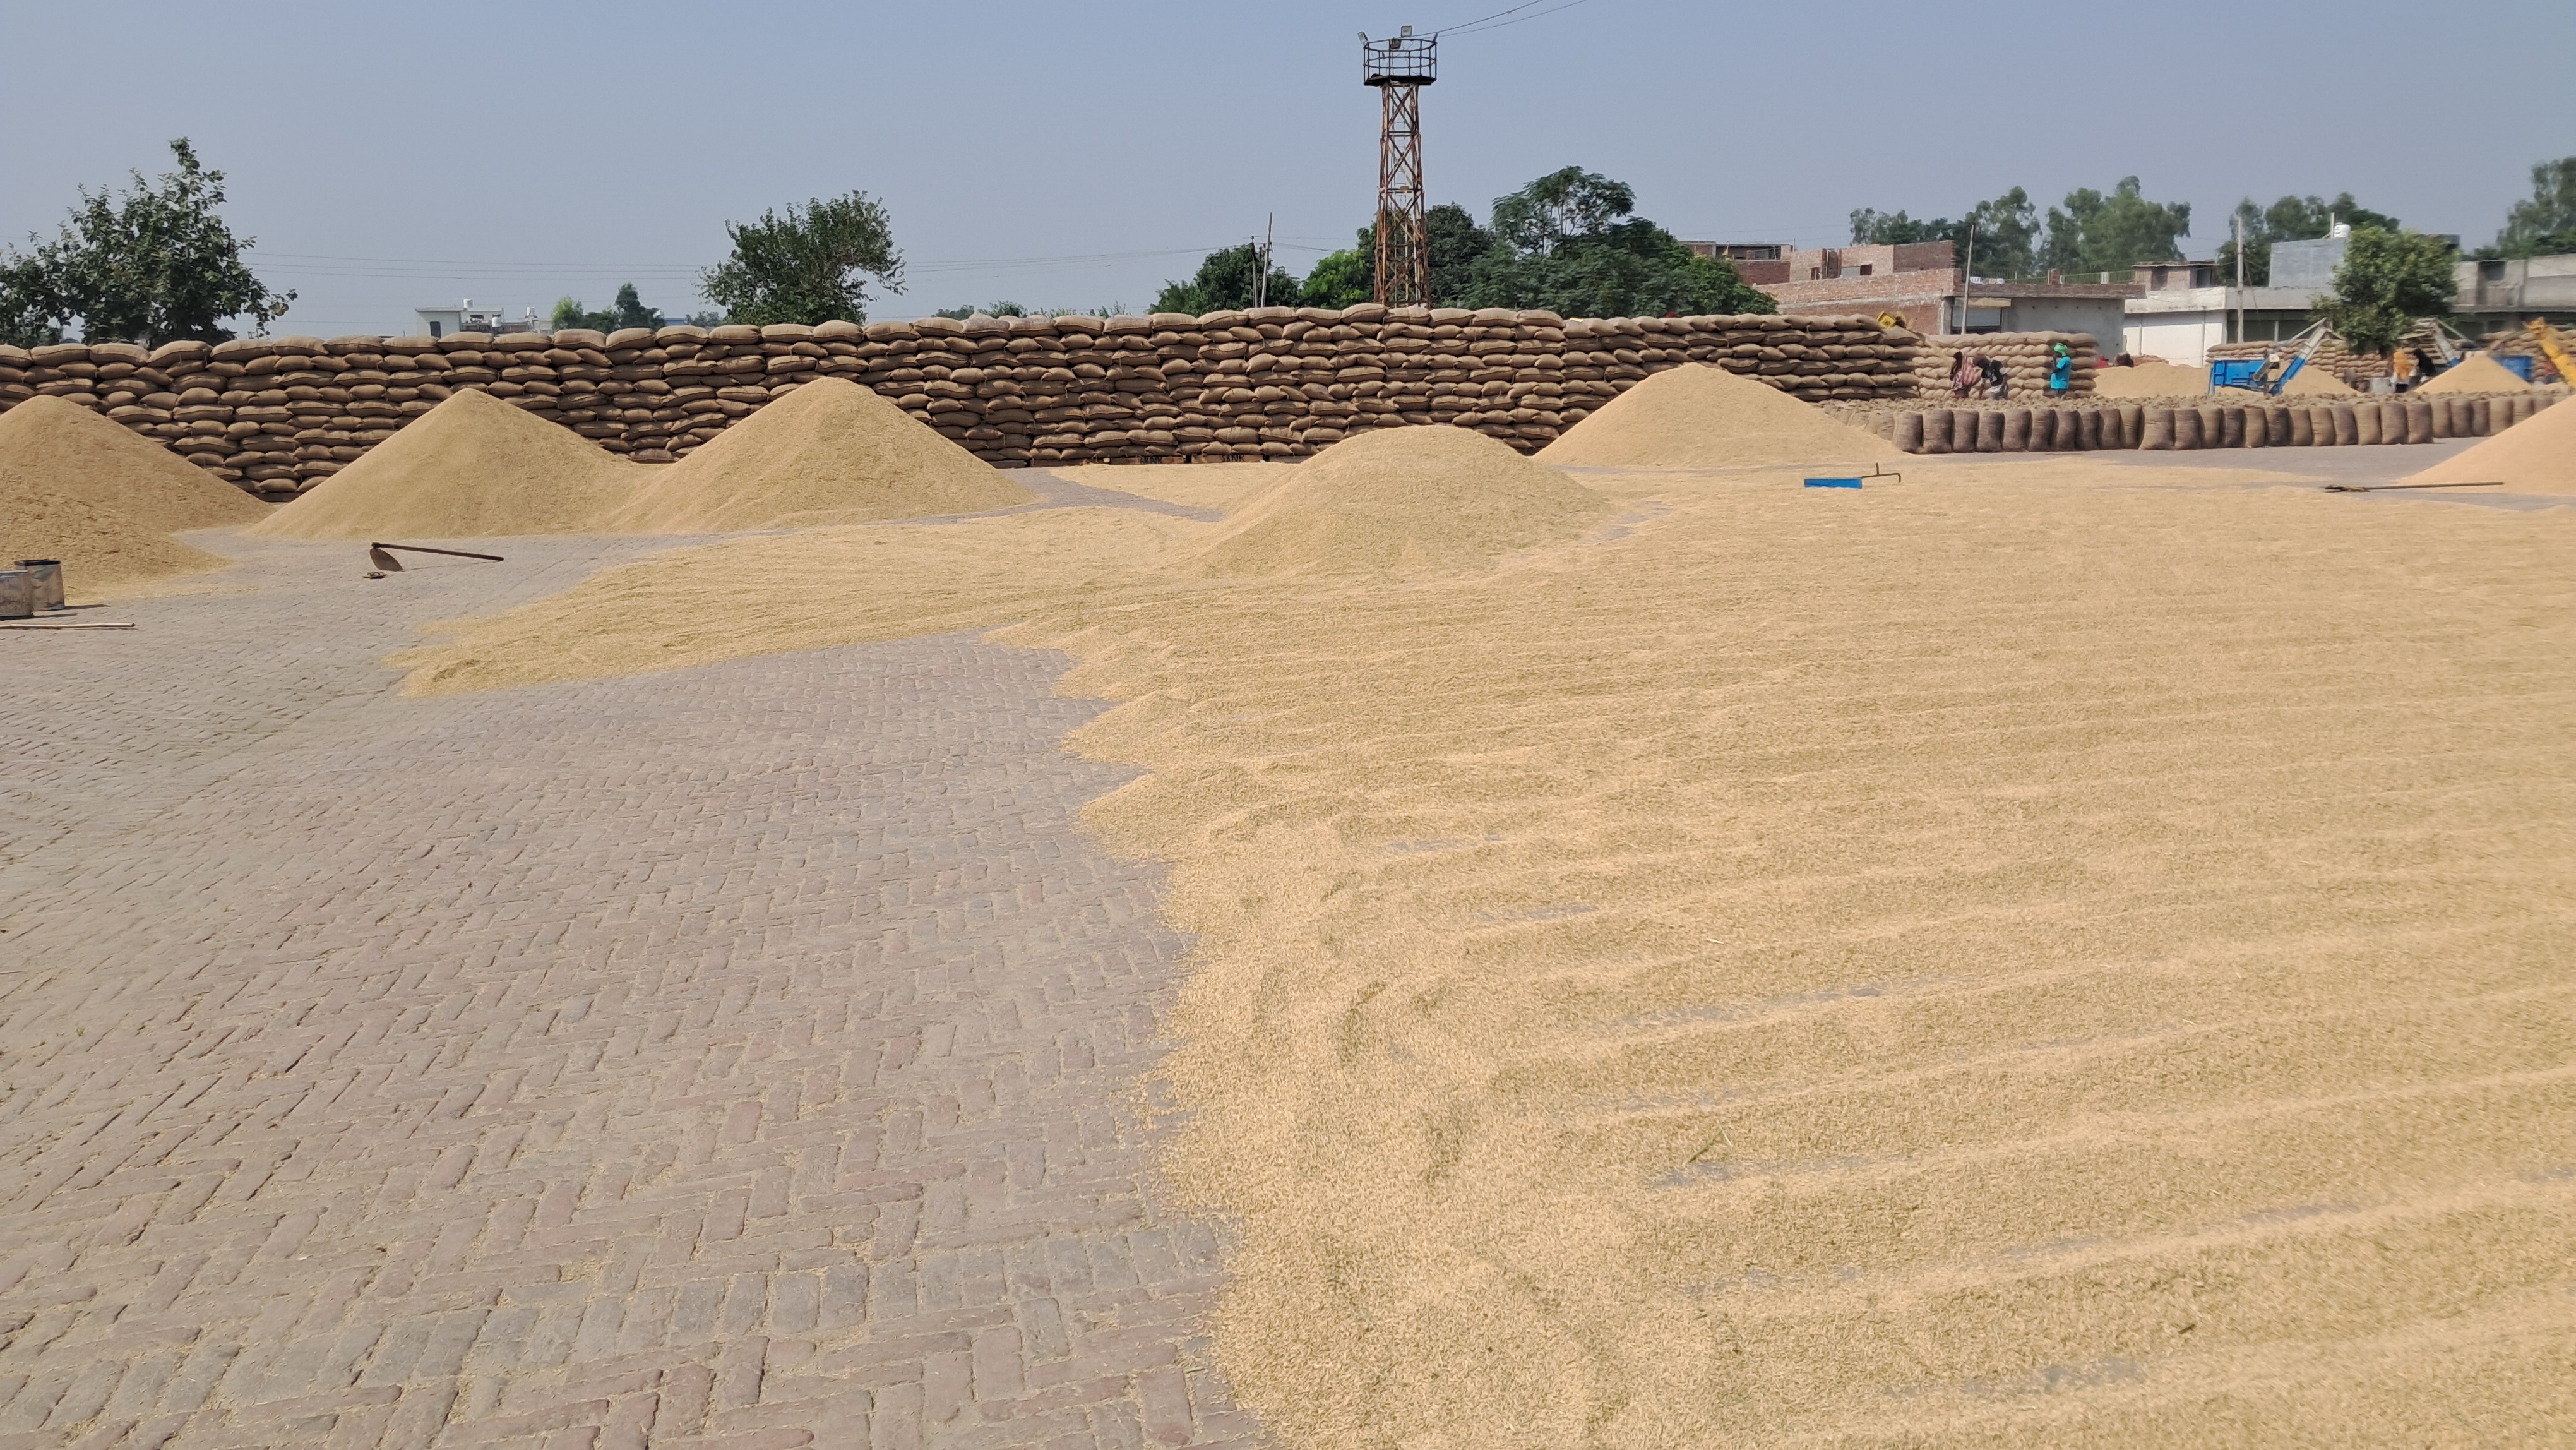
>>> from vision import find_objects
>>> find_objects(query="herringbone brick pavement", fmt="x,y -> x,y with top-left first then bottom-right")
0,532 -> 1260,1449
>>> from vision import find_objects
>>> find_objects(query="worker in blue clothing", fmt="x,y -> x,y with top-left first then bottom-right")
2048,341 -> 2073,396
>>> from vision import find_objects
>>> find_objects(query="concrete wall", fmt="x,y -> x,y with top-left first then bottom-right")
2126,313 -> 2227,365
2269,236 -> 2349,291
0,304 -> 1923,494
2457,251 -> 2576,313
1979,298 -> 2128,348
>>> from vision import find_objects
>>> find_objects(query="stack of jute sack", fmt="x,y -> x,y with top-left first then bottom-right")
1908,333 -> 2099,400
831,306 -> 1916,465
0,306 -> 1924,491
1875,388 -> 2568,453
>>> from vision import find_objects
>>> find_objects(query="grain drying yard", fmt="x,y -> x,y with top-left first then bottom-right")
2,308 -> 2573,1447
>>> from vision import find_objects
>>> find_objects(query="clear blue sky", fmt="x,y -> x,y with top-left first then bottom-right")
4,1 -> 2569,335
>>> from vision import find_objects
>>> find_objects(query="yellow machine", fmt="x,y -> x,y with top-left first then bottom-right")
2527,319 -> 2575,386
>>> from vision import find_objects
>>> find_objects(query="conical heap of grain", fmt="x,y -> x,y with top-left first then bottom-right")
0,395 -> 265,592
2092,360 -> 2209,397
2401,393 -> 2574,493
1537,362 -> 1899,468
1194,424 -> 1609,578
608,377 -> 1035,532
2416,352 -> 2531,395
2279,364 -> 2357,395
252,388 -> 643,539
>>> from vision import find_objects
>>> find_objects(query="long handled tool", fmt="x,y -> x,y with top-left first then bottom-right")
0,621 -> 134,630
2322,481 -> 2503,493
367,542 -> 506,571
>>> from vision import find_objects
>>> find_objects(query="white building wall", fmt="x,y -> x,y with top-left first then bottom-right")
1997,298 -> 2127,353
2126,312 -> 2226,366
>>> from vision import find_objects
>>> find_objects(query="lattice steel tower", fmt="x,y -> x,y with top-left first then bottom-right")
1361,27 -> 1436,307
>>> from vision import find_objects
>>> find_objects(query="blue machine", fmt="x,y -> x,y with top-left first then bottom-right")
2498,354 -> 2536,382
2212,320 -> 2328,397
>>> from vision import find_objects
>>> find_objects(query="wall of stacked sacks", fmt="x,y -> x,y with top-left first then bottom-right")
0,304 -> 1923,495
1875,390 -> 2567,453
1909,332 -> 2099,400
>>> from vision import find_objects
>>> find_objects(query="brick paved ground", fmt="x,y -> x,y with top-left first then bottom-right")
0,527 -> 1261,1449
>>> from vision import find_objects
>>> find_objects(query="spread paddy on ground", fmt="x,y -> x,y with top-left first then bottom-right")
389,443 -> 2576,1446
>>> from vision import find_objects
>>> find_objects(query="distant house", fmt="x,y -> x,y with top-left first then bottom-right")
2453,249 -> 2576,337
1751,241 -> 2137,347
1688,241 -> 1784,260
413,303 -> 542,339
2122,237 -> 2341,366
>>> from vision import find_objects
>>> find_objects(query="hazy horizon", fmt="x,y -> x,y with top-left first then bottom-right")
4,0 -> 2569,335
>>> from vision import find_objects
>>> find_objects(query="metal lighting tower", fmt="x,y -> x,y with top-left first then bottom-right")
1361,27 -> 1436,307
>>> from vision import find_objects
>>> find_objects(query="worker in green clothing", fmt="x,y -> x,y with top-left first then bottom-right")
2048,341 -> 2073,395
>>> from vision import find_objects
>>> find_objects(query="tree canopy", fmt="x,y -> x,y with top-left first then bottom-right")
0,138 -> 293,347
551,282 -> 664,333
699,191 -> 903,327
2318,227 -> 2457,356
1299,246 -> 1372,310
1460,167 -> 1772,316
1303,203 -> 1496,309
1151,243 -> 1301,314
1154,170 -> 1769,320
2479,157 -> 2576,260
2041,177 -> 2192,275
2214,193 -> 2399,285
1849,188 -> 2038,279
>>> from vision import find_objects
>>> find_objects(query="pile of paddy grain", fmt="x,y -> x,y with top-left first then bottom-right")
1535,362 -> 1899,469
2281,364 -> 2357,396
0,395 -> 265,593
2416,351 -> 2531,395
1193,424 -> 1609,578
2092,360 -> 2209,398
2402,391 -> 2575,494
606,377 -> 1035,532
251,388 -> 643,540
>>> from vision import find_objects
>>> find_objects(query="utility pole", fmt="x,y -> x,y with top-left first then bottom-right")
1361,27 -> 1436,307
1957,219 -> 1976,335
1255,213 -> 1275,309
2233,212 -> 2245,347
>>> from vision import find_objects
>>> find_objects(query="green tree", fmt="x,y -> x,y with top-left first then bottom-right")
700,190 -> 903,327
1849,208 -> 1953,246
932,301 -> 1030,319
1152,243 -> 1299,314
550,284 -> 662,333
1464,167 -> 1774,316
1321,203 -> 1497,308
610,283 -> 660,331
1849,189 -> 2036,277
1300,247 -> 1372,309
1425,203 -> 1494,303
0,256 -> 61,347
551,296 -> 614,332
1961,188 -> 2040,279
2041,177 -> 2191,276
0,138 -> 293,346
2481,157 -> 2576,260
2317,227 -> 2457,357
2215,193 -> 2399,285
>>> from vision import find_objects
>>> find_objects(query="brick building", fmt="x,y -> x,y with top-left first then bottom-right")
1753,241 -> 2139,347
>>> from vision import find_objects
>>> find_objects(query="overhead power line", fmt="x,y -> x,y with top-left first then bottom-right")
1439,0 -> 1598,38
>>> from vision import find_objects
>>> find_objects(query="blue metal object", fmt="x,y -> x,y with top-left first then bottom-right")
1804,477 -> 1863,489
2211,356 -> 2307,395
2498,355 -> 2535,382
2209,359 -> 2267,391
